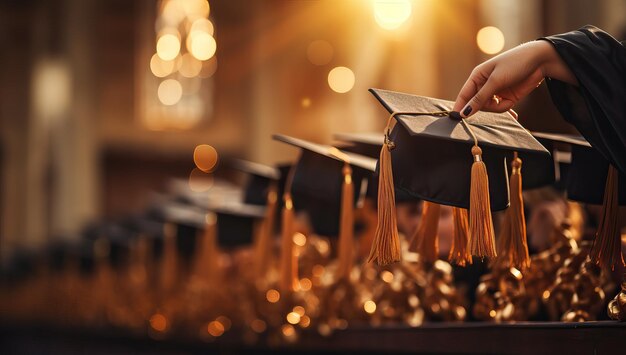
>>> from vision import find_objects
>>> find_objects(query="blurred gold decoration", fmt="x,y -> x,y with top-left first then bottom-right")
608,278 -> 626,321
476,26 -> 505,55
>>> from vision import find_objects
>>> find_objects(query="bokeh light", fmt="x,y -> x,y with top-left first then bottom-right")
207,320 -> 225,337
301,97 -> 311,108
373,0 -> 412,30
157,79 -> 183,105
156,33 -> 181,61
364,300 -> 377,314
189,32 -> 217,61
179,53 -> 203,77
149,313 -> 168,332
193,144 -> 218,172
190,18 -> 214,36
266,289 -> 280,303
476,26 -> 505,54
293,232 -> 307,246
188,168 -> 214,192
286,312 -> 301,325
327,66 -> 355,93
150,54 -> 175,78
306,40 -> 333,65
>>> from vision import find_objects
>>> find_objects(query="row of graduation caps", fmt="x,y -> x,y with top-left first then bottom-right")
4,88 -> 622,283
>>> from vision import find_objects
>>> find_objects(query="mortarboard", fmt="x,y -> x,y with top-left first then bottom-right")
367,89 -> 551,266
530,132 -> 625,269
272,134 -> 377,284
228,159 -> 281,206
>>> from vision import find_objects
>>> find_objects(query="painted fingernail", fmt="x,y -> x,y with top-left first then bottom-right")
462,105 -> 472,117
449,111 -> 462,120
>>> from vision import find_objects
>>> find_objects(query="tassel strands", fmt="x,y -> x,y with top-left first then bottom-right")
468,145 -> 497,258
497,154 -> 530,269
368,119 -> 401,265
410,201 -> 440,263
254,183 -> 278,278
590,165 -> 625,270
279,193 -> 297,294
449,207 -> 472,266
336,162 -> 355,280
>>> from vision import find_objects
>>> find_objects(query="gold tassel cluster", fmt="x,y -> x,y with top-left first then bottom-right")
194,214 -> 219,282
468,146 -> 497,258
449,207 -> 472,266
590,165 -> 625,270
411,201 -> 440,263
337,163 -> 355,280
253,183 -> 278,278
368,130 -> 401,265
496,154 -> 530,269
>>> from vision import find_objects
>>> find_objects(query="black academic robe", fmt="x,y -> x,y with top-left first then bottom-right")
542,25 -> 626,174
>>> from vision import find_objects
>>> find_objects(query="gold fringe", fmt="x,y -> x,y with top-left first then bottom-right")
194,214 -> 219,282
590,165 -> 625,270
337,163 -> 355,280
410,201 -> 440,263
279,193 -> 297,293
368,133 -> 401,265
253,183 -> 278,278
497,154 -> 530,269
449,207 -> 472,266
468,146 -> 497,258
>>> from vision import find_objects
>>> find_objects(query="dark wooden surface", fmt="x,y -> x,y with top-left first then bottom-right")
1,321 -> 625,354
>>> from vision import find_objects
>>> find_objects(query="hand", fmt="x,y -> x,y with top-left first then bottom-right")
453,40 -> 578,118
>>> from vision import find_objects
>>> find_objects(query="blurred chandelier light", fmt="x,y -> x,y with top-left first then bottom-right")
147,0 -> 216,130
372,0 -> 412,30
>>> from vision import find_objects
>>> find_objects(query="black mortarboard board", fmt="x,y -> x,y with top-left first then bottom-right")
334,132 -> 422,203
369,88 -> 551,210
227,159 -> 281,206
208,201 -> 265,248
272,134 -> 376,237
532,132 -> 626,205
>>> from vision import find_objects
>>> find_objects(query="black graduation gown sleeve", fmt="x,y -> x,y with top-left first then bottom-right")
540,25 -> 626,174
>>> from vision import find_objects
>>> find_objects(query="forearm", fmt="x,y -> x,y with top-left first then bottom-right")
534,40 -> 579,86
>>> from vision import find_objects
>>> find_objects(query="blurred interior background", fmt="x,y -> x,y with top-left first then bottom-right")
1,0 -> 625,263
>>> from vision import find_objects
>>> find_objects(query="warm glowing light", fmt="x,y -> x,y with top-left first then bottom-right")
299,278 -> 312,291
157,33 -> 181,61
301,97 -> 311,108
381,270 -> 394,283
293,232 -> 307,246
312,264 -> 325,277
286,312 -> 301,324
181,0 -> 210,20
364,300 -> 377,314
158,79 -> 183,105
489,309 -> 497,318
189,168 -> 214,192
250,319 -> 266,333
373,0 -> 412,30
216,316 -> 231,330
33,60 -> 71,119
149,313 -> 168,332
293,306 -> 306,316
199,57 -> 218,78
328,66 -> 355,93
476,26 -> 505,54
307,40 -> 333,65
207,320 -> 225,337
266,289 -> 280,303
150,54 -> 175,78
190,18 -> 214,36
542,290 -> 551,299
281,324 -> 296,337
299,315 -> 311,328
193,144 -> 218,172
179,53 -> 203,77
189,32 -> 217,61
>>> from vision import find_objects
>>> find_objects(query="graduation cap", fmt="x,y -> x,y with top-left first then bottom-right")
272,134 -> 377,282
531,132 -> 625,269
367,89 -> 551,266
229,159 -> 281,206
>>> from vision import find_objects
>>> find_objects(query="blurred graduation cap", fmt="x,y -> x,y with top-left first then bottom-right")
229,159 -> 281,206
367,88 -> 551,265
272,134 -> 376,237
530,131 -> 625,270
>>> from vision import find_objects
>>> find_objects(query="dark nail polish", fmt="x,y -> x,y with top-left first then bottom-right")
462,105 -> 472,116
449,111 -> 462,120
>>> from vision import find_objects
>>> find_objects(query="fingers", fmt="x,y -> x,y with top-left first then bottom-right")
458,76 -> 499,118
452,64 -> 491,112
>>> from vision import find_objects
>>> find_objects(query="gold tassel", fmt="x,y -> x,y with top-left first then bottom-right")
279,193 -> 297,294
468,145 -> 497,258
368,125 -> 401,265
497,154 -> 530,269
337,163 -> 355,280
410,201 -> 440,263
449,207 -> 472,266
194,213 -> 219,282
253,183 -> 278,278
590,165 -> 625,270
